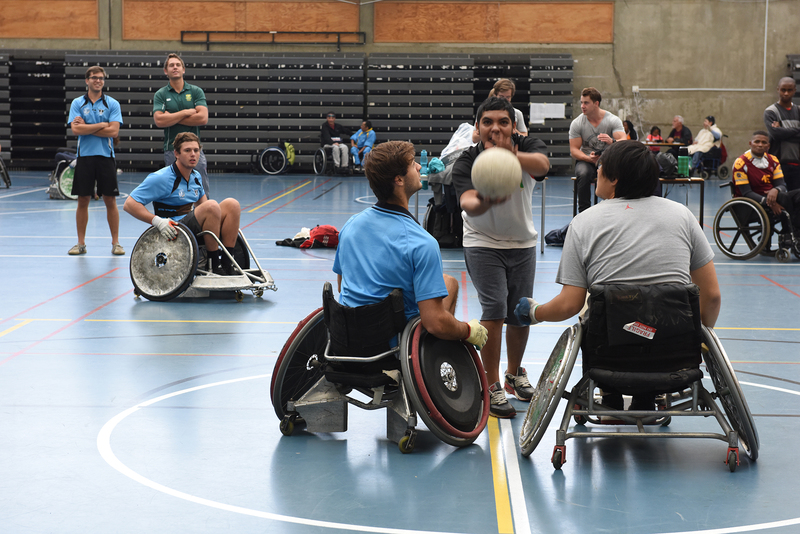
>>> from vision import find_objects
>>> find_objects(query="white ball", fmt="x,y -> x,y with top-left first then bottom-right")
471,148 -> 522,199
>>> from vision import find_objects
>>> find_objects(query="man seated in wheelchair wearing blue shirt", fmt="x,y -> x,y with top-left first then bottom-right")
333,140 -> 488,350
123,132 -> 241,276
515,140 -> 722,410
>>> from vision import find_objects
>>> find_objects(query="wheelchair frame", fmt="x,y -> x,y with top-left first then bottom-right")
313,146 -> 353,175
129,223 -> 277,302
519,323 -> 758,472
0,156 -> 10,189
271,304 -> 490,453
713,182 -> 800,262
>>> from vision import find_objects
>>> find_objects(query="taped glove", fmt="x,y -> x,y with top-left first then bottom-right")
514,297 -> 541,326
464,319 -> 488,350
152,215 -> 178,241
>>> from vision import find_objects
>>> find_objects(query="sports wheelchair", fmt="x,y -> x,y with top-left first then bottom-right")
713,180 -> 800,262
519,284 -> 759,472
0,155 -> 10,188
313,146 -> 353,175
271,282 -> 490,453
129,222 -> 276,302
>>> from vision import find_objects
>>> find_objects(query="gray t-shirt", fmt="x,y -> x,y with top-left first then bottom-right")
569,111 -> 625,156
556,196 -> 714,288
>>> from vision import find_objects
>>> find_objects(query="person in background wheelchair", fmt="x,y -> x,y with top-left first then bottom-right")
515,140 -> 721,410
333,140 -> 487,350
733,130 -> 800,237
123,132 -> 241,276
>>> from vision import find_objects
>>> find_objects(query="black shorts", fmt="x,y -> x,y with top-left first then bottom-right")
72,156 -> 118,197
180,212 -> 204,238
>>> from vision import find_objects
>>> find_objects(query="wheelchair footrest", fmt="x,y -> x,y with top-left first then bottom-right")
588,368 -> 703,396
324,370 -> 397,389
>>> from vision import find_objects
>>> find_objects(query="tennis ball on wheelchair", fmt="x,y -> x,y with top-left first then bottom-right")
471,148 -> 522,199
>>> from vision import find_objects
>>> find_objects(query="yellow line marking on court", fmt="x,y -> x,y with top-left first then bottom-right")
247,181 -> 311,213
0,319 -> 34,338
85,319 -> 296,324
487,418 -> 514,534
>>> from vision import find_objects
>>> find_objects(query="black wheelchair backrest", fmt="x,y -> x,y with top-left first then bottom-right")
582,284 -> 703,373
322,282 -> 407,357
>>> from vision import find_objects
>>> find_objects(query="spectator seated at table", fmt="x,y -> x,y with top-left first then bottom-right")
688,116 -> 722,175
623,119 -> 638,141
666,115 -> 693,159
645,126 -> 663,153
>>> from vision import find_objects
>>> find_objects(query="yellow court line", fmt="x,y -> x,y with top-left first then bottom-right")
247,181 -> 311,213
487,418 -> 514,534
85,319 -> 296,324
0,319 -> 33,338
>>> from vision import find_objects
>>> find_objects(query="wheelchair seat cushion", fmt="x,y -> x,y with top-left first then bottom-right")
588,368 -> 703,396
582,284 -> 703,373
322,283 -> 407,358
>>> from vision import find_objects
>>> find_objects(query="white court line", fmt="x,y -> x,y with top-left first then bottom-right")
500,418 -> 532,534
97,373 -> 800,534
97,373 -> 471,534
0,187 -> 49,199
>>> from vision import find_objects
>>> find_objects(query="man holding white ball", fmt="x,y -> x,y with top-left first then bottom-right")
452,97 -> 551,418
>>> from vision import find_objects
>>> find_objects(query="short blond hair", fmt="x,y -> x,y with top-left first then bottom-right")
164,53 -> 185,69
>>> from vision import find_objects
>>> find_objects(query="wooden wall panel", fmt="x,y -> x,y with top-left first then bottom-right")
123,0 -> 359,41
0,1 -> 98,39
374,2 -> 614,44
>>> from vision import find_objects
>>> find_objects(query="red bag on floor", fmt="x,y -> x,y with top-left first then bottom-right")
300,225 -> 339,249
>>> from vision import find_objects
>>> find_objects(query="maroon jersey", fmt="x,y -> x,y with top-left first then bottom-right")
733,150 -> 784,197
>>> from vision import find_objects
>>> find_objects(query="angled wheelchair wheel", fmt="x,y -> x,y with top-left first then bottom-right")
313,147 -> 327,175
259,147 -> 287,175
271,308 -> 327,420
702,326 -> 759,460
713,197 -> 770,260
129,223 -> 199,301
58,163 -> 79,200
718,165 -> 729,179
520,324 -> 580,457
399,317 -> 490,447
0,157 -> 10,188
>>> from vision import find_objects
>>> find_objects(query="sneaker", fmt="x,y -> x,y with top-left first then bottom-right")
111,243 -> 125,255
68,243 -> 87,255
504,367 -> 535,401
489,382 -> 516,418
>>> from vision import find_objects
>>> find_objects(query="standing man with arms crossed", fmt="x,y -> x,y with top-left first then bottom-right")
153,54 -> 211,196
452,97 -> 550,418
333,141 -> 487,350
67,66 -> 124,256
569,87 -> 626,214
764,77 -> 800,191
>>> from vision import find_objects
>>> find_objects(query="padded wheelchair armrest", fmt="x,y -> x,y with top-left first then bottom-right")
588,368 -> 703,396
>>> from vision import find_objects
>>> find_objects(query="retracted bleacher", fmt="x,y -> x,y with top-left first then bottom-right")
528,54 -> 574,170
367,54 -> 474,158
64,51 -> 365,172
0,55 -> 9,166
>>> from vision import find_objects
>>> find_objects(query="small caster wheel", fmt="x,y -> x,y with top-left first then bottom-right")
718,166 -> 729,178
552,447 -> 564,470
280,416 -> 295,436
727,449 -> 739,472
254,288 -> 264,298
701,170 -> 709,180
660,416 -> 672,427
398,430 -> 417,454
776,248 -> 791,263
235,291 -> 244,302
133,288 -> 141,298
573,405 -> 587,425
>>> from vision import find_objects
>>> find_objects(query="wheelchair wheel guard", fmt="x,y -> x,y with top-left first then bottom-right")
58,162 -> 79,201
130,223 -> 199,301
702,325 -> 759,460
271,308 -> 326,421
399,317 -> 490,447
713,197 -> 770,260
520,324 -> 580,457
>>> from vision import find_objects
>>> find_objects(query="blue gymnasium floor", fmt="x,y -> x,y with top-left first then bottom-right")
0,169 -> 799,534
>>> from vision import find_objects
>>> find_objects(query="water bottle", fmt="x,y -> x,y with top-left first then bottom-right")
420,150 -> 428,190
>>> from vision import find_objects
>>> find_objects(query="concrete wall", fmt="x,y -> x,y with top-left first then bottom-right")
0,0 -> 795,157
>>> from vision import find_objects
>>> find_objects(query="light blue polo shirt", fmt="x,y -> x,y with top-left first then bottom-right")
129,163 -> 205,221
333,202 -> 448,320
68,94 -> 123,158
